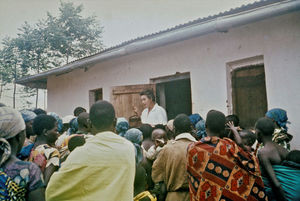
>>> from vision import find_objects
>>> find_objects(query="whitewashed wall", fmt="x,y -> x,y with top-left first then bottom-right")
47,11 -> 300,149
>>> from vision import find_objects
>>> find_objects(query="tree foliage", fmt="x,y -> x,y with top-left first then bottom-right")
0,1 -> 104,107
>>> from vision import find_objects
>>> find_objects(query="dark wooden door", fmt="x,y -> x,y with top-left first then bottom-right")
232,65 -> 268,128
111,84 -> 155,120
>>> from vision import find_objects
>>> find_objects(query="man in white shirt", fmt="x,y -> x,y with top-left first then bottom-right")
138,89 -> 168,126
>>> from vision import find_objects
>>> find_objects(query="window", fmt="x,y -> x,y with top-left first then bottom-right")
89,88 -> 103,107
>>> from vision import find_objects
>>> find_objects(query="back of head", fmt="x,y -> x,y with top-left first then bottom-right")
0,106 -> 25,140
140,89 -> 155,102
189,113 -> 203,128
89,101 -> 115,131
68,135 -> 86,152
265,108 -> 288,131
226,114 -> 240,127
0,107 -> 26,166
174,114 -> 191,134
20,109 -> 37,123
33,114 -> 57,136
206,110 -> 226,137
77,112 -> 89,128
255,117 -> 275,137
74,107 -> 87,117
124,128 -> 143,145
239,129 -> 256,146
116,117 -> 129,135
138,124 -> 153,139
33,108 -> 47,115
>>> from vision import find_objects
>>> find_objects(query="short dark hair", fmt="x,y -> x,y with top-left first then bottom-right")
206,110 -> 226,134
255,117 -> 274,136
74,107 -> 87,117
226,114 -> 240,127
68,136 -> 86,152
89,101 -> 115,130
33,108 -> 47,116
140,89 -> 155,102
33,114 -> 57,136
174,114 -> 191,134
239,129 -> 256,146
138,124 -> 153,139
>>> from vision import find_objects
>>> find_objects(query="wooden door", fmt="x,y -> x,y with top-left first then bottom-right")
232,65 -> 268,128
111,84 -> 155,120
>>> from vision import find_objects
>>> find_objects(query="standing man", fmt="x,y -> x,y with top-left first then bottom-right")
136,89 -> 167,126
46,101 -> 136,201
152,114 -> 196,201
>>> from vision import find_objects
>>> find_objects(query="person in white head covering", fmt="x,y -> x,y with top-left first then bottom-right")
0,106 -> 45,201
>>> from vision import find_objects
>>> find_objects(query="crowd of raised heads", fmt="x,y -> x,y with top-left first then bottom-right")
0,96 -> 299,201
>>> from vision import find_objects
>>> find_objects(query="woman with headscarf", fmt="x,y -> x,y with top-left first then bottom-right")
266,108 -> 293,150
0,106 -> 45,201
116,117 -> 129,137
124,128 -> 157,201
29,114 -> 60,186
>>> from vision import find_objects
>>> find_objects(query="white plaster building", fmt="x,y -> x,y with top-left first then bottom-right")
17,0 -> 300,149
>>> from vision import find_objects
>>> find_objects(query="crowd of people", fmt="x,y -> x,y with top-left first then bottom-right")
0,89 -> 299,201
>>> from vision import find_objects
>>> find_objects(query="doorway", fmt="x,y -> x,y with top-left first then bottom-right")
152,72 -> 192,120
232,65 -> 268,128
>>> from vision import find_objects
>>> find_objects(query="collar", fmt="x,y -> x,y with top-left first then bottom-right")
175,133 -> 197,142
148,103 -> 158,112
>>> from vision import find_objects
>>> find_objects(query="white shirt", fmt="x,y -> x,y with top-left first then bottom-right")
141,103 -> 168,125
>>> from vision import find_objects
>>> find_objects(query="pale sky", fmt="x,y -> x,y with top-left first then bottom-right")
0,0 -> 257,47
0,0 -> 256,109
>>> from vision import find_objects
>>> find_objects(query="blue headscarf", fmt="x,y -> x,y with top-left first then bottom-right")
189,113 -> 203,128
266,108 -> 289,131
124,128 -> 143,163
116,117 -> 129,137
68,117 -> 78,134
48,112 -> 63,133
195,119 -> 207,139
20,110 -> 36,122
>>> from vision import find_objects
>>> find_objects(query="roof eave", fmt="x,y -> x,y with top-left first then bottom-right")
16,0 -> 300,89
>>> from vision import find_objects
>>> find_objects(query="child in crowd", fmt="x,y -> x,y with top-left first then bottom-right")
145,129 -> 168,161
239,129 -> 257,153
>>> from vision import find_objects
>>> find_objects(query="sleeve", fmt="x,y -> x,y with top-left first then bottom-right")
28,163 -> 45,191
44,147 -> 60,168
151,148 -> 166,183
159,107 -> 168,125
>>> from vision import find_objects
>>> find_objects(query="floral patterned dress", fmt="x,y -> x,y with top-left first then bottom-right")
0,160 -> 44,200
29,144 -> 60,173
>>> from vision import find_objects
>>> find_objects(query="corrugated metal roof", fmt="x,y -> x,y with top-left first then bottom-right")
68,0 -> 283,65
16,0 -> 295,88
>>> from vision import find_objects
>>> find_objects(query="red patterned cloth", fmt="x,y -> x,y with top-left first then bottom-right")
187,136 -> 267,201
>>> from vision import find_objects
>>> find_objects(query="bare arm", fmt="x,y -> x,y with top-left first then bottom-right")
226,121 -> 245,150
44,164 -> 59,186
28,187 -> 45,201
258,151 -> 287,201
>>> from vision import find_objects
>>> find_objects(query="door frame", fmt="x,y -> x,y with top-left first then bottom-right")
150,72 -> 191,109
226,55 -> 264,115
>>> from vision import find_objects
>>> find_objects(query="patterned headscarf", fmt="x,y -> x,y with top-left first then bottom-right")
48,112 -> 63,133
116,117 -> 129,137
266,108 -> 289,131
0,107 -> 26,166
20,110 -> 36,122
124,128 -> 144,163
189,114 -> 203,128
195,119 -> 207,139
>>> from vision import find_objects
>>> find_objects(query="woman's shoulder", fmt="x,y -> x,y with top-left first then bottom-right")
2,160 -> 43,189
